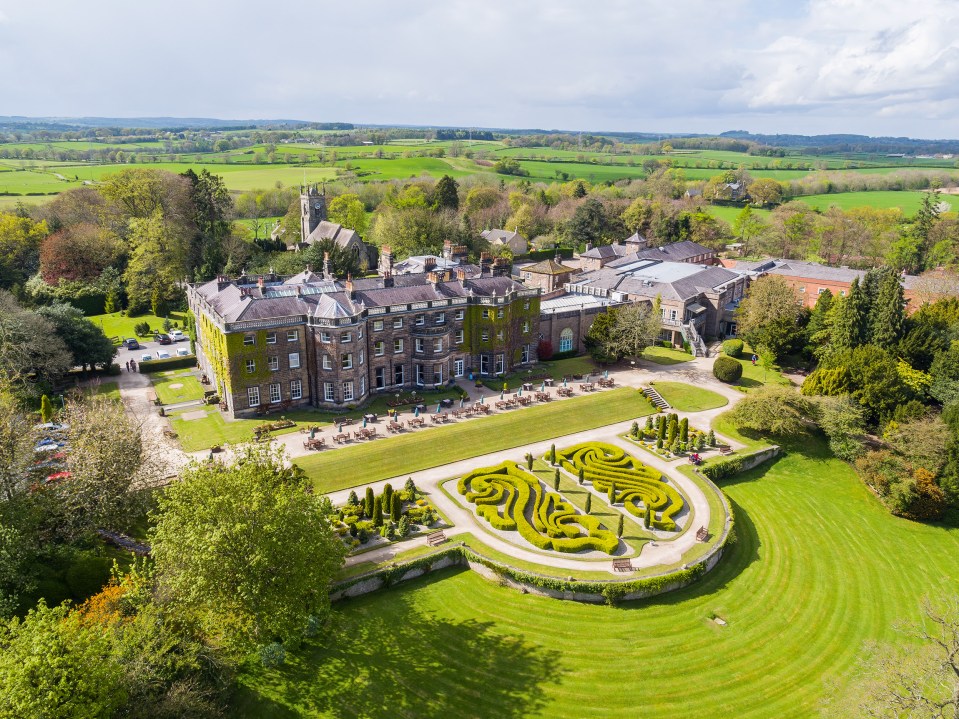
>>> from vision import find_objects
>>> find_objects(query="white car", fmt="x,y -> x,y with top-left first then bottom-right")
176,348 -> 190,357
169,330 -> 186,342
156,351 -> 171,360
140,353 -> 153,363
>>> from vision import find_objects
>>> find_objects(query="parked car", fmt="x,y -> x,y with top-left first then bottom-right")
122,338 -> 140,350
154,333 -> 172,345
169,330 -> 186,342
140,353 -> 153,363
176,348 -> 191,357
156,351 -> 171,360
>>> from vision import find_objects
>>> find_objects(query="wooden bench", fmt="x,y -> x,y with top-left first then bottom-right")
426,530 -> 447,547
718,445 -> 733,455
612,558 -> 634,572
598,378 -> 615,388
695,526 -> 709,542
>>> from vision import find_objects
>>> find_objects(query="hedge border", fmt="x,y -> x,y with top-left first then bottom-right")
137,355 -> 197,374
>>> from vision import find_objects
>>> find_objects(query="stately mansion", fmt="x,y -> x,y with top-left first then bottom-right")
188,252 -> 540,416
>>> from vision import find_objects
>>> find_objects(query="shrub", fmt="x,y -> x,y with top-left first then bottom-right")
382,483 -> 393,512
397,515 -> 411,537
553,468 -> 560,490
137,356 -> 197,374
702,456 -> 745,480
390,493 -> 402,523
405,477 -> 417,499
133,321 -> 152,337
713,356 -> 743,383
259,642 -> 287,668
584,494 -> 592,514
722,339 -> 744,357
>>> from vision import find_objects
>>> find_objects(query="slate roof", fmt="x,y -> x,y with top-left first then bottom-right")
614,240 -> 714,265
525,258 -> 575,275
481,228 -> 526,245
581,243 -> 629,260
305,221 -> 362,249
569,260 -> 742,302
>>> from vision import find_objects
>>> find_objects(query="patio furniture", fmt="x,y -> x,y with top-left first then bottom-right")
612,559 -> 634,572
427,530 -> 447,546
696,526 -> 709,542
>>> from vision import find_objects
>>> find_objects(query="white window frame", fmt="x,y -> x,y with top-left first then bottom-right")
415,314 -> 425,326
359,349 -> 365,366
341,332 -> 352,343
415,338 -> 424,354
324,382 -> 334,402
269,383 -> 281,404
393,317 -> 403,329
289,352 -> 300,369
482,309 -> 490,319
287,330 -> 299,342
243,334 -> 255,346
322,354 -> 332,370
521,344 -> 530,363
435,312 -> 445,324
433,338 -> 443,352
394,364 -> 405,385
375,366 -> 386,389
375,341 -> 385,356
268,356 -> 279,371
341,353 -> 353,370
454,309 -> 465,320
248,386 -> 260,407
559,329 -> 574,353
495,354 -> 505,374
454,358 -> 465,377
394,338 -> 404,353
246,359 -> 256,373
320,331 -> 332,342
522,320 -> 530,333
359,376 -> 366,395
496,330 -> 504,341
266,332 -> 277,345
290,379 -> 302,400
342,380 -> 355,402
497,308 -> 504,318
373,320 -> 384,331
481,330 -> 490,341
455,329 -> 464,344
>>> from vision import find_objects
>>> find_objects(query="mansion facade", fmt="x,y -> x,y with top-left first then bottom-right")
188,265 -> 540,417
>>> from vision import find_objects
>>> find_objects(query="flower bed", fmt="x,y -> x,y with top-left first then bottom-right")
627,414 -> 715,460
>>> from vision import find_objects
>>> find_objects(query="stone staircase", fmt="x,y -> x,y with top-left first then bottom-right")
681,322 -> 709,358
642,386 -> 671,410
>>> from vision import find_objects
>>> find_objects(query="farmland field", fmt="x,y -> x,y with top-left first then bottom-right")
795,190 -> 940,214
233,435 -> 959,718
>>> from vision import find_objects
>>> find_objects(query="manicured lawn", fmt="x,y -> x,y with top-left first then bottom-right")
642,346 -> 693,365
170,388 -> 463,452
796,190 -> 936,216
86,381 -> 120,402
87,311 -> 188,344
296,388 -> 655,492
234,436 -> 959,718
480,356 -> 601,391
651,381 -> 728,412
151,372 -> 205,405
729,348 -> 792,389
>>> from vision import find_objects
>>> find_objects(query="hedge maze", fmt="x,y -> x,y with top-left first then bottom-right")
457,461 -> 619,554
554,442 -> 685,531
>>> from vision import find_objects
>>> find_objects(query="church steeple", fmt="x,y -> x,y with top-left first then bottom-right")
299,183 -> 328,243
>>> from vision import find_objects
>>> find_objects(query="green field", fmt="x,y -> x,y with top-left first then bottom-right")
88,311 -> 188,343
151,372 -> 204,405
295,388 -> 655,492
234,436 -> 959,718
795,190 -> 941,214
651,381 -> 728,412
641,346 -> 693,365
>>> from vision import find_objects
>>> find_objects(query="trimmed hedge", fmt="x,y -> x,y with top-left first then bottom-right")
137,355 -> 197,374
458,461 -> 619,554
712,356 -> 743,383
722,339 -> 744,358
551,441 -> 685,531
701,456 -> 745,481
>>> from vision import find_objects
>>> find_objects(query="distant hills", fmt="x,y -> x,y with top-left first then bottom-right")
719,131 -> 959,155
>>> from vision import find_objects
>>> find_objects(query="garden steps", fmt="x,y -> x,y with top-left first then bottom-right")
642,386 -> 671,410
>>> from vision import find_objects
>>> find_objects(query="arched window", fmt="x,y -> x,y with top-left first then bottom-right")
559,328 -> 574,353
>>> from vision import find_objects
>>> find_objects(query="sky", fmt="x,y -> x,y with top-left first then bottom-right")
1,0 -> 958,138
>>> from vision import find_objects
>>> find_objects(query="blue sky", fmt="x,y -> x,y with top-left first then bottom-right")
1,0 -> 957,138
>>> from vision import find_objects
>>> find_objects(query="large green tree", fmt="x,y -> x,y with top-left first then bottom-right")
35,304 -> 115,373
869,270 -> 906,350
181,169 -> 233,281
150,445 -> 346,654
0,292 -> 71,387
586,300 -> 662,362
735,275 -> 803,356
0,212 -> 47,290
432,175 -> 460,211
830,277 -> 869,351
327,193 -> 368,235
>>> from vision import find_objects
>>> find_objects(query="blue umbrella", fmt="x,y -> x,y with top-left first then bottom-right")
459,397 -> 464,408
500,390 -> 504,400
338,423 -> 343,433
309,427 -> 316,439
541,381 -> 546,392
604,369 -> 609,379
414,406 -> 419,417
563,378 -> 567,388
518,387 -> 522,397
436,402 -> 441,413
362,418 -> 367,428
480,395 -> 484,404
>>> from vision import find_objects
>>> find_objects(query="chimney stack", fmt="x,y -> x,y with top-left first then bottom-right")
427,271 -> 440,285
443,240 -> 453,261
378,245 -> 394,277
345,274 -> 355,299
480,251 -> 492,275
456,267 -> 467,282
257,276 -> 265,289
424,256 -> 437,272
382,270 -> 394,288
323,252 -> 332,281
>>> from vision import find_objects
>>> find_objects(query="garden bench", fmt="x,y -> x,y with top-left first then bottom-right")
534,392 -> 551,402
612,558 -> 633,572
451,408 -> 467,418
426,530 -> 447,547
695,526 -> 709,542
718,445 -> 733,455
517,395 -> 532,406
333,433 -> 351,443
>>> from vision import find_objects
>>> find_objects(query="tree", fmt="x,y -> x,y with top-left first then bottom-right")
735,275 -> 803,356
589,301 -> 662,362
567,198 -> 616,248
869,271 -> 906,350
617,514 -> 624,537
373,496 -> 384,528
0,211 -> 47,290
327,193 -> 368,235
390,492 -> 402,523
815,395 -> 867,461
830,278 -> 870,351
584,494 -> 591,514
36,303 -> 115,373
729,386 -> 815,436
50,395 -> 158,540
432,175 -> 459,211
302,237 -> 362,279
0,292 -> 72,387
827,598 -> 959,718
730,205 -> 765,257
553,468 -> 560,491
747,178 -> 783,206
39,394 -> 53,423
123,210 -> 186,314
712,356 -> 743,383
39,223 -> 123,284
0,601 -> 127,718
150,445 -> 346,654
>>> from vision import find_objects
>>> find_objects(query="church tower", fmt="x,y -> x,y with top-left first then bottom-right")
299,184 -> 327,243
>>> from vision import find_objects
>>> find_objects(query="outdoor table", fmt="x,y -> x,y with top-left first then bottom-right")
522,382 -> 534,391
441,398 -> 454,408
363,413 -> 377,422
544,378 -> 554,387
